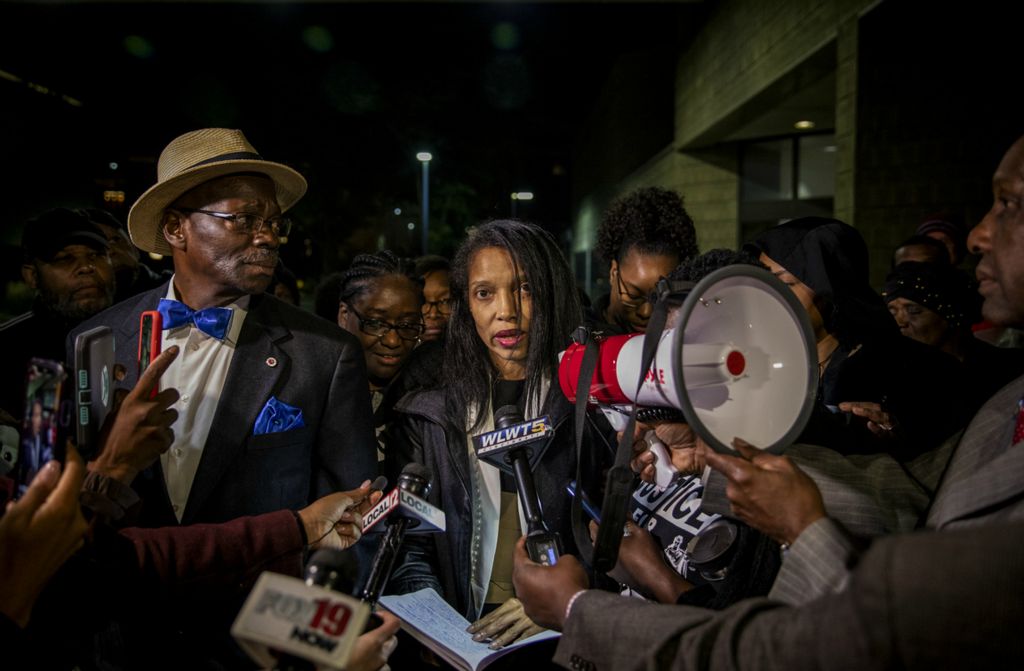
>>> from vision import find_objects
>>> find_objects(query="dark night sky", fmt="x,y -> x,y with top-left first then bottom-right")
1,1 -> 688,279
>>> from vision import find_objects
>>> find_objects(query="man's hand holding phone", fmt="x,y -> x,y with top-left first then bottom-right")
90,347 -> 180,485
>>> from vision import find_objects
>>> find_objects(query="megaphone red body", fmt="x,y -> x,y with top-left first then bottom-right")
559,266 -> 818,454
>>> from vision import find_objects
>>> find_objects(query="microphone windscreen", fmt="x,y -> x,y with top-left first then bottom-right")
304,548 -> 357,593
494,405 -> 524,428
400,462 -> 430,482
398,462 -> 432,498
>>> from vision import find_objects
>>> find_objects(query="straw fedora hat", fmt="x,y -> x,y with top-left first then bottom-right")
127,128 -> 308,255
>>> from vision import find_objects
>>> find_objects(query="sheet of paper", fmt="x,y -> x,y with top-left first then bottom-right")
379,588 -> 560,671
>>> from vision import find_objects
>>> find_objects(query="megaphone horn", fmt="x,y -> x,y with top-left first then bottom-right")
559,265 -> 817,453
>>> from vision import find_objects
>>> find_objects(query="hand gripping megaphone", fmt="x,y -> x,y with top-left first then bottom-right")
559,265 -> 818,460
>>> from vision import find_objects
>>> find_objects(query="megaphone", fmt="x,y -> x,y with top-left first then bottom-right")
559,265 -> 818,455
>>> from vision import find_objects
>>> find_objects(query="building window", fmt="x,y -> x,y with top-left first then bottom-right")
739,133 -> 835,241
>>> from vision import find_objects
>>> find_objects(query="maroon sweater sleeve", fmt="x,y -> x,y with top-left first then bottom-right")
119,510 -> 305,598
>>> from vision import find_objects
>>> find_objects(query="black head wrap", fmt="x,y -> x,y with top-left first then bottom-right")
882,261 -> 980,328
743,217 -> 896,346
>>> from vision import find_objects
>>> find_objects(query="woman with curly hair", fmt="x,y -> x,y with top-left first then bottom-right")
594,186 -> 698,333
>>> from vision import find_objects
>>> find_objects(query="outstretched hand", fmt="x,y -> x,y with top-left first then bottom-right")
838,401 -> 896,437
588,520 -> 690,603
628,422 -> 708,484
703,438 -> 825,546
299,480 -> 383,550
346,610 -> 401,671
511,536 -> 589,631
90,346 -> 181,484
0,443 -> 89,627
466,596 -> 545,650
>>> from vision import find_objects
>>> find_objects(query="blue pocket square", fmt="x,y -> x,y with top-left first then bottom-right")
254,396 -> 305,436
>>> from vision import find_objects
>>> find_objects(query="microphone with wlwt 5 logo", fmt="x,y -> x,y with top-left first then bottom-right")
472,406 -> 562,566
232,548 -> 370,671
360,463 -> 446,605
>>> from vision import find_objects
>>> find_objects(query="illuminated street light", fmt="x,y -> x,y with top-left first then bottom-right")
417,152 -> 432,253
510,191 -> 534,217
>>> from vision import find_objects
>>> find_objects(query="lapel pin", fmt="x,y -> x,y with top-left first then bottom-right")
265,356 -> 278,368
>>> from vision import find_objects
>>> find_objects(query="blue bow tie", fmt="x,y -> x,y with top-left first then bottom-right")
157,298 -> 233,340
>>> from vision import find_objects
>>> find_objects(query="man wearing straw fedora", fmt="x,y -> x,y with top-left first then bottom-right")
72,128 -> 378,531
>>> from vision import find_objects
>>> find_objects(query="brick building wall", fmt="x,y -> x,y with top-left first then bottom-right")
574,0 -> 1023,289
854,0 -> 1022,284
574,0 -> 876,265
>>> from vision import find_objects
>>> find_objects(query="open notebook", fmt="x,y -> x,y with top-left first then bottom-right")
379,588 -> 560,671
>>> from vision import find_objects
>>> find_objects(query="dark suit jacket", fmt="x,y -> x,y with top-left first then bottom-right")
555,522 -> 1024,671
70,283 -> 379,527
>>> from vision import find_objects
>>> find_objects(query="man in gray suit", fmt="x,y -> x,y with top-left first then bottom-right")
512,134 -> 1024,670
698,133 -> 1024,607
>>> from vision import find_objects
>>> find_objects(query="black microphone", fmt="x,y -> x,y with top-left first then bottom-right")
476,406 -> 563,566
360,463 -> 434,605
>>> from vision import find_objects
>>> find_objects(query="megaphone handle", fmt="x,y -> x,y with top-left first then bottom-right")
644,431 -> 678,490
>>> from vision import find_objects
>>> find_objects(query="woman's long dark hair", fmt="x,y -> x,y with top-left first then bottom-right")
444,220 -> 582,431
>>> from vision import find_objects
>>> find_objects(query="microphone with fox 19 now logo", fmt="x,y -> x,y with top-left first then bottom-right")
472,406 -> 562,566
360,463 -> 446,605
232,548 -> 370,671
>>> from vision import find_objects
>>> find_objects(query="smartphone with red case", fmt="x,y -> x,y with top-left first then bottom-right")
138,311 -> 163,398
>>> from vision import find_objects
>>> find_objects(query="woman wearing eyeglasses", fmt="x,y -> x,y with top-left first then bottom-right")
383,220 -> 613,657
337,251 -> 425,437
591,187 -> 699,334
413,254 -> 453,343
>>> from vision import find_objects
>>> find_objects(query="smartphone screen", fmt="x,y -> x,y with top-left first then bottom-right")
138,310 -> 163,394
16,358 -> 68,498
0,424 -> 18,510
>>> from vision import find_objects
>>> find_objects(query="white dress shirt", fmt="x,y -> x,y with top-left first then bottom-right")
159,279 -> 249,521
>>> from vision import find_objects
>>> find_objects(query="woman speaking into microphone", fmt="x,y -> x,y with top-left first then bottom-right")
382,219 -> 613,655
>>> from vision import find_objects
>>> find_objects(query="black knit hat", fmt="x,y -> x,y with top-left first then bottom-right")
21,208 -> 109,263
882,261 -> 980,328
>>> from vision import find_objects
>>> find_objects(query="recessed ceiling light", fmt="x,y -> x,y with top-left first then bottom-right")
794,120 -> 816,130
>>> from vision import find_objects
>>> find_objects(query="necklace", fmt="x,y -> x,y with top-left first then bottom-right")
817,335 -> 840,373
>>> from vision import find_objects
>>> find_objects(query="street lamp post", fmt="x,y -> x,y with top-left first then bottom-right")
417,152 -> 432,254
510,191 -> 533,218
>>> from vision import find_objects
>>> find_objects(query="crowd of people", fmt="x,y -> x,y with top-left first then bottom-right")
1,125 -> 1022,670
